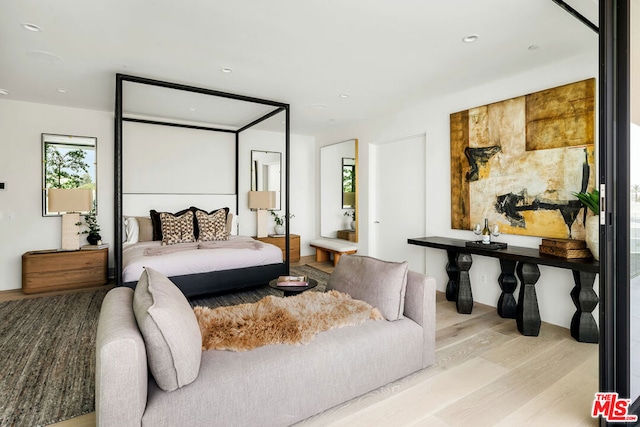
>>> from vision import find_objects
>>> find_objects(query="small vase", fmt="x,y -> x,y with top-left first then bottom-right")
585,216 -> 599,260
274,225 -> 285,235
87,233 -> 101,245
350,220 -> 356,231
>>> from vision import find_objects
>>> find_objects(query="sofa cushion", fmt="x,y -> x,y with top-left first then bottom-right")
327,255 -> 408,321
132,267 -> 202,392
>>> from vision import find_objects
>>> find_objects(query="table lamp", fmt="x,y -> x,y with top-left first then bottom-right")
248,191 -> 276,238
48,188 -> 93,250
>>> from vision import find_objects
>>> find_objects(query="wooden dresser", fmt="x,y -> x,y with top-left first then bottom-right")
254,234 -> 300,262
22,247 -> 108,294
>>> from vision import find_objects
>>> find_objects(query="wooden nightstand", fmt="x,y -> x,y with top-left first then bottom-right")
254,234 -> 300,262
22,247 -> 108,294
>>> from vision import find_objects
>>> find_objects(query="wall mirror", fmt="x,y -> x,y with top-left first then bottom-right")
42,133 -> 97,216
251,150 -> 282,210
320,139 -> 358,242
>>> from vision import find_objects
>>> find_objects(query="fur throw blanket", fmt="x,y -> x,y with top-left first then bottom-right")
194,290 -> 383,352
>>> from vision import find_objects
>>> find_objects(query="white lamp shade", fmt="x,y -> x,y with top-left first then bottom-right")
48,188 -> 93,213
248,191 -> 276,210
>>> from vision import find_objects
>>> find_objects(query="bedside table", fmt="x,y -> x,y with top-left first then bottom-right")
254,234 -> 300,262
22,247 -> 108,294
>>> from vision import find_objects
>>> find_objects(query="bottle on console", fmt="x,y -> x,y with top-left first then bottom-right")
482,218 -> 491,244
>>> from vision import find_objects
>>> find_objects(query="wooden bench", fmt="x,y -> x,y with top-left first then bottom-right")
309,239 -> 358,267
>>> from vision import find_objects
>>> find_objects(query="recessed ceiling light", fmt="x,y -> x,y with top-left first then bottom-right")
22,23 -> 42,32
57,88 -> 67,93
462,34 -> 479,43
189,107 -> 197,111
528,44 -> 540,50
220,68 -> 233,73
311,103 -> 328,110
339,93 -> 349,99
0,89 -> 9,95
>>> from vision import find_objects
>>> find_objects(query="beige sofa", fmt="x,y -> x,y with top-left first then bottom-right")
95,255 -> 436,427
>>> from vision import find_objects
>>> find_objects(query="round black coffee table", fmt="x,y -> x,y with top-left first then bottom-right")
268,277 -> 318,297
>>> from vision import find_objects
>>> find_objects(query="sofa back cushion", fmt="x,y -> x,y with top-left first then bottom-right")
327,255 -> 408,321
133,267 -> 202,391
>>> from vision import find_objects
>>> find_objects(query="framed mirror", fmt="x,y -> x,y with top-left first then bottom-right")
251,150 -> 282,210
42,133 -> 97,216
320,139 -> 358,242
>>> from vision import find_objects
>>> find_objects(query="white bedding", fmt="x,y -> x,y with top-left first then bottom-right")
122,235 -> 283,283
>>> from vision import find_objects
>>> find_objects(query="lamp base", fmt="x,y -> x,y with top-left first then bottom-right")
61,213 -> 80,251
256,209 -> 269,238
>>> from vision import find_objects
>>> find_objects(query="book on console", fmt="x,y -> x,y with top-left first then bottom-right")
277,275 -> 308,286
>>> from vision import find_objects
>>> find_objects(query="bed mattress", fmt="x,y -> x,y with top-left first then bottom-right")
122,236 -> 283,283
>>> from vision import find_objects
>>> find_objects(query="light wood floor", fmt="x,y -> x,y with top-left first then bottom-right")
2,255 -> 598,426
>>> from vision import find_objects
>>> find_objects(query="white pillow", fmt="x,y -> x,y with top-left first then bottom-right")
124,216 -> 139,245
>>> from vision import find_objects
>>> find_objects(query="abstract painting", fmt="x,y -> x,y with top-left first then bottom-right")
450,78 -> 596,239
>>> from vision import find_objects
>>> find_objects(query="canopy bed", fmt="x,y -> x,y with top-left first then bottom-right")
114,74 -> 290,296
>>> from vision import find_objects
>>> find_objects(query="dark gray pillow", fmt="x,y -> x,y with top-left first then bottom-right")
327,255 -> 408,321
133,267 -> 202,392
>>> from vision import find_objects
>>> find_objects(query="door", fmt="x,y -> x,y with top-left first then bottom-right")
601,0 -> 640,420
371,133 -> 426,272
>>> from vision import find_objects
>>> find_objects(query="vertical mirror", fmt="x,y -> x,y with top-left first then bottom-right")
320,139 -> 358,242
251,150 -> 282,210
42,133 -> 97,216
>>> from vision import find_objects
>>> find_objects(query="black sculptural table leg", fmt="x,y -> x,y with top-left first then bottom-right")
456,252 -> 473,314
516,262 -> 541,336
570,270 -> 599,343
497,259 -> 518,319
445,250 -> 459,302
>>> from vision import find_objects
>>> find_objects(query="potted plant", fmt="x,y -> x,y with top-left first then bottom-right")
573,189 -> 599,260
344,210 -> 356,231
79,206 -> 102,245
270,210 -> 294,235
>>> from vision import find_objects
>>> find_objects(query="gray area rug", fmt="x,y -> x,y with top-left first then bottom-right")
0,288 -> 109,427
0,265 -> 329,426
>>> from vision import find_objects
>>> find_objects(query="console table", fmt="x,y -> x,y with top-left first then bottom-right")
407,236 -> 600,343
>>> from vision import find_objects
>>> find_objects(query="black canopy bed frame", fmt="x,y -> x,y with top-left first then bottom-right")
114,73 -> 290,296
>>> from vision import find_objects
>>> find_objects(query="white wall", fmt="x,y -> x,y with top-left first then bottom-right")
0,100 -> 316,291
0,100 -> 114,291
315,50 -> 598,329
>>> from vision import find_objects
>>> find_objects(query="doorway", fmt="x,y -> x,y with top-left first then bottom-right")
370,133 -> 426,272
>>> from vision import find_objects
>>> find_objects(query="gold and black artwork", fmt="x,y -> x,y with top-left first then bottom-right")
450,78 -> 596,239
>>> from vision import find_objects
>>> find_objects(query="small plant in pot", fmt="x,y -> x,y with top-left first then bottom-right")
270,210 -> 294,235
573,189 -> 599,260
79,206 -> 102,245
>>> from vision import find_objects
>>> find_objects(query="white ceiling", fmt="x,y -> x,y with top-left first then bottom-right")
0,0 -> 598,136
